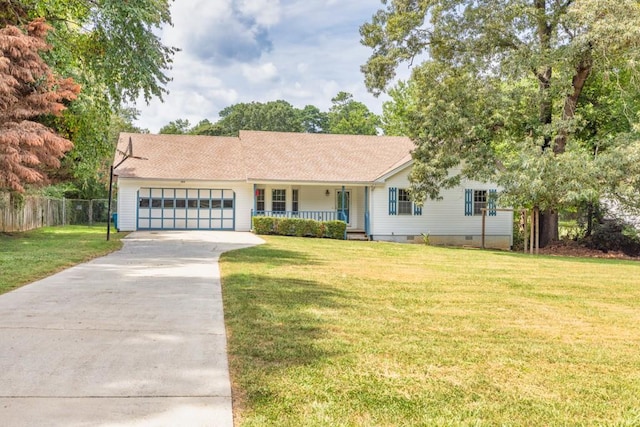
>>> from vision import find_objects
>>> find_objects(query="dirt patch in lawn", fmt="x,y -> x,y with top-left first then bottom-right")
538,240 -> 639,261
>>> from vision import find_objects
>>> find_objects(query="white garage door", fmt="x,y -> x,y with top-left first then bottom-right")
137,188 -> 235,230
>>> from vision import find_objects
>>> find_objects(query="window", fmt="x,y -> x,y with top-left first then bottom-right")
465,189 -> 496,216
256,188 -> 265,211
292,189 -> 299,213
139,198 -> 150,208
272,189 -> 286,212
398,189 -> 412,215
389,187 -> 422,216
223,199 -> 234,209
474,190 -> 487,215
163,199 -> 175,208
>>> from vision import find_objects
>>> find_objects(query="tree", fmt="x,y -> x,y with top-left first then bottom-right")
1,0 -> 176,105
380,81 -> 414,137
159,119 -> 192,135
190,119 -> 218,136
212,100 -> 304,136
1,0 -> 176,197
361,0 -> 640,246
327,92 -> 380,135
0,19 -> 80,193
300,105 -> 329,133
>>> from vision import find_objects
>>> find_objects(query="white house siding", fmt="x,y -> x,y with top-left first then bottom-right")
253,184 -> 366,229
115,183 -> 138,231
115,178 -> 253,232
369,166 -> 513,249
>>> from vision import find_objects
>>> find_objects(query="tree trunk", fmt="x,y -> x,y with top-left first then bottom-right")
554,55 -> 592,154
535,0 -> 553,151
532,1 -> 592,247
586,203 -> 594,237
538,209 -> 558,248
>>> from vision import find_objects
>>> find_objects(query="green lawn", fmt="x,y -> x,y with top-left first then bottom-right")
220,236 -> 640,426
0,225 -> 126,294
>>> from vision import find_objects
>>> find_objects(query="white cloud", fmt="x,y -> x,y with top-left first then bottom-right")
242,62 -> 279,83
238,0 -> 281,27
208,88 -> 239,106
134,0 -> 394,133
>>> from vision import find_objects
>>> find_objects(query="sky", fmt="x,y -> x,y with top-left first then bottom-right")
133,0 -> 403,133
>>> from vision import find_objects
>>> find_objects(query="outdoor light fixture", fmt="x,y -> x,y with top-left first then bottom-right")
325,189 -> 330,196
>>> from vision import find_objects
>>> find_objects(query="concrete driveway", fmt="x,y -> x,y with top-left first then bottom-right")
0,230 -> 264,427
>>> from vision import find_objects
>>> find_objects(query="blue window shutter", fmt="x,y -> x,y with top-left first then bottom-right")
414,204 -> 422,216
464,189 -> 473,216
489,189 -> 497,216
389,187 -> 397,215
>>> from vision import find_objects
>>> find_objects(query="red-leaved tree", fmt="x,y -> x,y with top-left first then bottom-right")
0,18 -> 80,193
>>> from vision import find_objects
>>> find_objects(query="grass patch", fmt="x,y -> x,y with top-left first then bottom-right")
220,236 -> 640,426
0,225 -> 126,294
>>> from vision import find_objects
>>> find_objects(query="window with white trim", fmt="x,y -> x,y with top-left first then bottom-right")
292,189 -> 299,213
474,190 -> 487,215
398,189 -> 412,215
465,189 -> 496,216
272,189 -> 286,212
389,187 -> 422,216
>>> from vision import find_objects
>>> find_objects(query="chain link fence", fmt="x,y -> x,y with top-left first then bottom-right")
0,195 -> 116,232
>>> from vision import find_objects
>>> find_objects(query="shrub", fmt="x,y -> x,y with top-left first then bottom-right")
584,219 -> 640,256
323,220 -> 347,240
252,217 -> 275,234
252,217 -> 344,240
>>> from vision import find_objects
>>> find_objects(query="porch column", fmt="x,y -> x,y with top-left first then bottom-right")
252,184 -> 257,228
253,184 -> 257,212
341,185 -> 346,240
341,185 -> 346,222
365,186 -> 370,236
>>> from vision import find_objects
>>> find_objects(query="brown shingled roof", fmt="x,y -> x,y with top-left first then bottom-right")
239,130 -> 415,183
113,133 -> 246,181
113,131 -> 415,183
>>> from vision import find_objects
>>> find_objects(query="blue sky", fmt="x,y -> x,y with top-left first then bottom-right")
133,0 -> 404,133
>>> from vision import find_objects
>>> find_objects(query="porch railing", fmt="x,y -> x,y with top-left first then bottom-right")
252,210 -> 341,222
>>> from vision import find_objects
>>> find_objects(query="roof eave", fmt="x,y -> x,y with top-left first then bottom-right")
374,159 -> 414,182
246,178 -> 376,186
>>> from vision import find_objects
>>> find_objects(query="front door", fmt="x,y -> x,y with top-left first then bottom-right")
336,191 -> 350,224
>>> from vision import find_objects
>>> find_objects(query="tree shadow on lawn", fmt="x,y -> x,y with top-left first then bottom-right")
223,273 -> 349,370
222,245 -> 321,266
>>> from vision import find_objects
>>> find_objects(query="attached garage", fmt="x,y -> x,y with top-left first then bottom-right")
137,188 -> 235,230
112,134 -> 252,232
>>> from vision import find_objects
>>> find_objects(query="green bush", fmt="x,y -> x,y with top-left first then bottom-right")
275,218 -> 297,236
584,219 -> 640,256
323,220 -> 347,239
252,217 -> 276,234
252,217 -> 344,240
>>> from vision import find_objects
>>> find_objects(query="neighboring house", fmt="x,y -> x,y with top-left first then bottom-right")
113,131 -> 513,249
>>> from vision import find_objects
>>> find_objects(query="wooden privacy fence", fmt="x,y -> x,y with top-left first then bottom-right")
0,194 -> 113,232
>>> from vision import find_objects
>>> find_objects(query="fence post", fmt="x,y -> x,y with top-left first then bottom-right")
62,198 -> 66,226
89,200 -> 93,226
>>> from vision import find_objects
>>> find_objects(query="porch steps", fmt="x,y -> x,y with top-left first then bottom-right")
346,231 -> 368,241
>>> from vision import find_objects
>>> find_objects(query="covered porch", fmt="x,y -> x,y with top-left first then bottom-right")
250,183 -> 371,236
